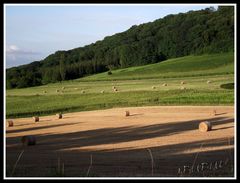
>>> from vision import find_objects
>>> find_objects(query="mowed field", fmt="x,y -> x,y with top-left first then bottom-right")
6,53 -> 234,118
5,52 -> 235,177
6,106 -> 234,177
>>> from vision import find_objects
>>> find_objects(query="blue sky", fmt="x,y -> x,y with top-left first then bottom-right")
5,4 -> 218,68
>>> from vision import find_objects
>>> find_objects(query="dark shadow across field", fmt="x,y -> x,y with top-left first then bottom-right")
6,116 -> 234,177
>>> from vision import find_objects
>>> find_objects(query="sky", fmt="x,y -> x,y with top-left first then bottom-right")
5,4 -> 218,68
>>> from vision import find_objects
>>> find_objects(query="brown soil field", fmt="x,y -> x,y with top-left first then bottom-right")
5,106 -> 235,177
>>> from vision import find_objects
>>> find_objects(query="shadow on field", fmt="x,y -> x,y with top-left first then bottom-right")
6,136 -> 234,177
90,137 -> 234,177
6,116 -> 233,151
211,126 -> 234,131
6,122 -> 82,134
215,112 -> 228,116
128,113 -> 144,117
6,116 -> 234,176
40,117 -> 233,148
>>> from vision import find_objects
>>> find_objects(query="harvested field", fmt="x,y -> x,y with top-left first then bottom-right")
6,106 -> 234,177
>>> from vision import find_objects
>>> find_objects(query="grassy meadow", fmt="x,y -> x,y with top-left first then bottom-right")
6,52 -> 234,118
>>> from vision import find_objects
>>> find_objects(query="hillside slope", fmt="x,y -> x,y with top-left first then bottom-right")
6,52 -> 234,118
81,52 -> 234,81
6,6 -> 234,89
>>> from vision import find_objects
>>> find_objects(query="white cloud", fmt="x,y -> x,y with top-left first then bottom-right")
6,45 -> 44,68
6,45 -> 40,55
6,45 -> 20,52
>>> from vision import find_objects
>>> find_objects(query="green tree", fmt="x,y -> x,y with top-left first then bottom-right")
59,54 -> 66,81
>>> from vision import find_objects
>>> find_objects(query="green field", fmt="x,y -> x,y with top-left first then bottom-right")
6,52 -> 235,118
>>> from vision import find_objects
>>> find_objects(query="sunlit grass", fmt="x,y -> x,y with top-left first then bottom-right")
6,52 -> 234,118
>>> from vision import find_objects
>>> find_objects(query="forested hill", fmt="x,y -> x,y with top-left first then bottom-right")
6,6 -> 234,89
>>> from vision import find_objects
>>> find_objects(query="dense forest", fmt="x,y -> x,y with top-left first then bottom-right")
6,6 -> 234,89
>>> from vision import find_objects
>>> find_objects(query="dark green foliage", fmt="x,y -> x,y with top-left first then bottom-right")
220,83 -> 234,90
6,6 -> 234,89
59,54 -> 66,81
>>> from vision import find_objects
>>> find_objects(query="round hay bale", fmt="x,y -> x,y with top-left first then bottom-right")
33,116 -> 39,122
62,87 -> 65,90
114,88 -> 118,92
112,86 -> 116,89
8,120 -> 14,127
125,111 -> 130,116
56,113 -> 63,119
199,121 -> 212,132
101,90 -> 105,93
180,86 -> 186,90
181,81 -> 185,85
152,86 -> 156,89
162,83 -> 167,86
56,89 -> 59,93
213,109 -> 217,116
81,90 -> 85,94
43,91 -> 47,93
207,80 -> 211,84
21,135 -> 36,146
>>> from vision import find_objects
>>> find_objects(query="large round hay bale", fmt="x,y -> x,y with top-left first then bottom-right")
125,111 -> 130,116
180,86 -> 186,90
181,81 -> 185,85
207,80 -> 211,84
113,88 -> 118,92
112,86 -> 116,89
43,90 -> 47,93
21,135 -> 36,146
56,89 -> 59,93
152,86 -> 156,89
56,113 -> 63,119
81,90 -> 85,94
33,116 -> 39,122
162,83 -> 167,86
101,90 -> 105,93
8,120 -> 14,127
62,87 -> 65,90
199,121 -> 212,132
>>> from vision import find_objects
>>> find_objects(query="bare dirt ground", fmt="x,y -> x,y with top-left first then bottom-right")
6,106 -> 235,177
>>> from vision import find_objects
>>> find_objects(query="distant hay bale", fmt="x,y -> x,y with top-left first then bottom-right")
21,135 -> 36,146
43,91 -> 47,93
81,90 -> 85,94
112,86 -> 116,89
207,80 -> 211,84
56,89 -> 59,93
56,113 -> 63,119
62,87 -> 65,90
162,83 -> 167,86
213,109 -> 217,116
180,86 -> 186,90
125,111 -> 130,116
199,121 -> 212,132
101,90 -> 105,93
114,88 -> 118,92
33,116 -> 39,122
8,120 -> 14,127
181,81 -> 185,85
152,86 -> 156,89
